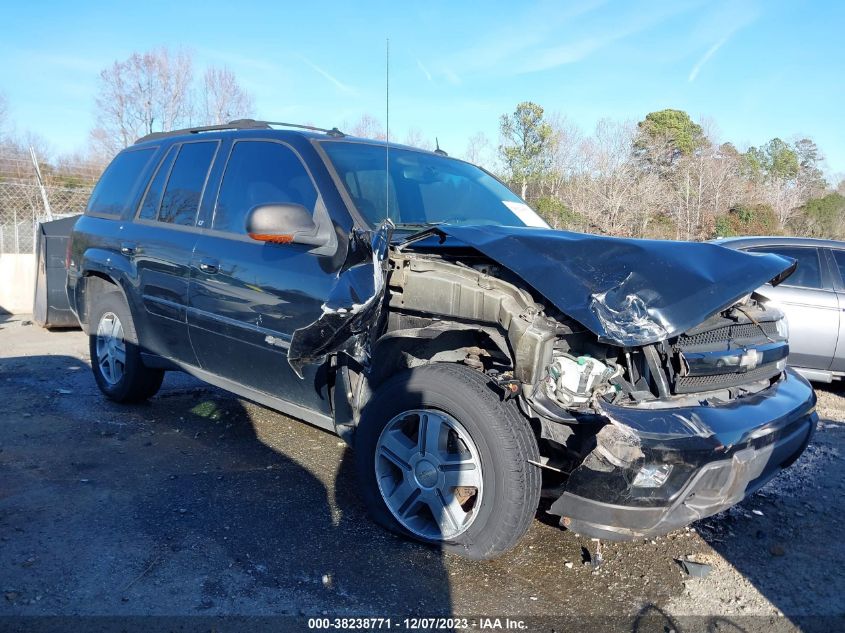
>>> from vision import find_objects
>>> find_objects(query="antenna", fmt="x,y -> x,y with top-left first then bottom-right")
434,137 -> 448,156
385,38 -> 390,223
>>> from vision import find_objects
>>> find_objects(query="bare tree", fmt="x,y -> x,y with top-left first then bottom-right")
349,114 -> 386,140
201,66 -> 254,125
403,128 -> 433,151
762,177 -> 803,227
0,92 -> 8,139
541,114 -> 582,198
463,132 -> 494,168
91,48 -> 194,155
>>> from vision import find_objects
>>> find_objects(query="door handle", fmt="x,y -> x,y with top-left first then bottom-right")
199,258 -> 219,274
120,242 -> 137,256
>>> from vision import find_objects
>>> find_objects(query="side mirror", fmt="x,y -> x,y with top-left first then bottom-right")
245,203 -> 323,246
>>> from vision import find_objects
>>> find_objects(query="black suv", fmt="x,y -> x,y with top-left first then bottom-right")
68,119 -> 817,560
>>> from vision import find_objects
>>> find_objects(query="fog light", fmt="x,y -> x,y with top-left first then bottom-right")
632,464 -> 673,488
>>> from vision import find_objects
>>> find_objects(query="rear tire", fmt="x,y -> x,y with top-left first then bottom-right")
88,289 -> 163,402
354,363 -> 541,560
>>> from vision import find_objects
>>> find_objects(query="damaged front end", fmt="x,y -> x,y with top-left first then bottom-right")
501,284 -> 815,540
287,222 -> 392,378
289,222 -> 817,541
552,369 -> 816,540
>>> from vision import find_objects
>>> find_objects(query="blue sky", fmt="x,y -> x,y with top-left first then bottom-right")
2,0 -> 843,176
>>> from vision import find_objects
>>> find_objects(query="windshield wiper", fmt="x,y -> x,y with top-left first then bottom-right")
394,219 -> 467,229
393,222 -> 442,230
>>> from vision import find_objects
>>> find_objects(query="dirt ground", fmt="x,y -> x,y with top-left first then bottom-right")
1,314 -> 843,632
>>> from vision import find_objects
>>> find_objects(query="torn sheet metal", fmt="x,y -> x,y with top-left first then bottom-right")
410,225 -> 796,347
287,221 -> 392,377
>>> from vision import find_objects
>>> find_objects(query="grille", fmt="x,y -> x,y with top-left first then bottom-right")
674,364 -> 780,394
678,321 -> 779,348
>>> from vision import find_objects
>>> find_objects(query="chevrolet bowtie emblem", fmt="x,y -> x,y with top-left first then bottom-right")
738,348 -> 761,370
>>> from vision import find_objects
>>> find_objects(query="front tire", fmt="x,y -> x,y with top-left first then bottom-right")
88,289 -> 164,403
354,363 -> 541,560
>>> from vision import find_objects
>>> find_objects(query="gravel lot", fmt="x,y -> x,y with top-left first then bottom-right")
1,314 -> 843,631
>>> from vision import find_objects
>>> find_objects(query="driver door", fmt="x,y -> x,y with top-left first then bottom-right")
187,139 -> 337,412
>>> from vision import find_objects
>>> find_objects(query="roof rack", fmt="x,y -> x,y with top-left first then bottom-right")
135,119 -> 345,144
262,121 -> 345,137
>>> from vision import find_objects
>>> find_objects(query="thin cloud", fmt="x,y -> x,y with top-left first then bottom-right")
443,68 -> 462,86
299,56 -> 357,95
441,0 -> 607,77
435,0 -> 695,79
416,58 -> 432,82
688,34 -> 731,82
687,3 -> 760,83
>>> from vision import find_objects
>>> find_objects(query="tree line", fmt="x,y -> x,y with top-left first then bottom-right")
3,50 -> 843,241
493,102 -> 845,241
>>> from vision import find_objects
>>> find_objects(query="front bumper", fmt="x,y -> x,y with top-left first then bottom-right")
549,369 -> 817,540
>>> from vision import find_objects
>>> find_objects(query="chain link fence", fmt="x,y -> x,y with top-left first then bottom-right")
0,181 -> 93,255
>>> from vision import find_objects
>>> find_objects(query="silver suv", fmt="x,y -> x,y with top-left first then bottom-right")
716,236 -> 845,383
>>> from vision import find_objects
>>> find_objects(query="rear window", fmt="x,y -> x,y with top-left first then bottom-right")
831,250 -> 845,285
157,141 -> 218,226
86,148 -> 156,217
137,146 -> 178,221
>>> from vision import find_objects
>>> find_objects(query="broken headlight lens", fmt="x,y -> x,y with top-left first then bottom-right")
775,317 -> 789,340
631,463 -> 673,488
776,317 -> 789,373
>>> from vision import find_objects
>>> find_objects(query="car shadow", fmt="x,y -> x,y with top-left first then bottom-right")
131,382 -> 455,615
0,308 -> 15,327
0,353 -> 452,619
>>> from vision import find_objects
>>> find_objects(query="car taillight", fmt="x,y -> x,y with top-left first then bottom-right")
65,238 -> 73,270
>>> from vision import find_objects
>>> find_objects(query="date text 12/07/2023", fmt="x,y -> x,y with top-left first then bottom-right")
306,617 -> 528,630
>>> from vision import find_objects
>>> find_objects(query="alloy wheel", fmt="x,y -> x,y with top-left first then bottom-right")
374,409 -> 483,540
95,311 -> 126,386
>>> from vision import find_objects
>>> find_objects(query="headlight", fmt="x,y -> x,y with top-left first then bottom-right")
632,463 -> 673,488
776,316 -> 789,340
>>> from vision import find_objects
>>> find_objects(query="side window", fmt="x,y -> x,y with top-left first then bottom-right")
137,146 -> 177,220
748,246 -> 823,289
158,142 -> 218,226
86,148 -> 155,217
832,250 -> 845,285
213,141 -> 318,234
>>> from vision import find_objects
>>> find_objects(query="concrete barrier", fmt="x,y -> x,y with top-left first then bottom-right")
0,254 -> 36,314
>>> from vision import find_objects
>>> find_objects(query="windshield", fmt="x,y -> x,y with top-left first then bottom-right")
320,141 -> 548,229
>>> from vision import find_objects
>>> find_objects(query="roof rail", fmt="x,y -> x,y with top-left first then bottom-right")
134,119 -> 270,143
134,119 -> 344,144
262,121 -> 345,137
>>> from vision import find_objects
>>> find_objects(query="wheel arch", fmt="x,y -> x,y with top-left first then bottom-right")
79,271 -> 133,335
334,322 -> 514,440
366,323 -> 512,392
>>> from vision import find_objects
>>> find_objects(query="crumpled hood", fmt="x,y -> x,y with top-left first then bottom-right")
423,225 -> 796,347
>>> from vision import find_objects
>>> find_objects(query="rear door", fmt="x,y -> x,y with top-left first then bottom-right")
187,139 -> 337,412
131,140 -> 220,365
746,245 -> 839,370
826,248 -> 845,372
